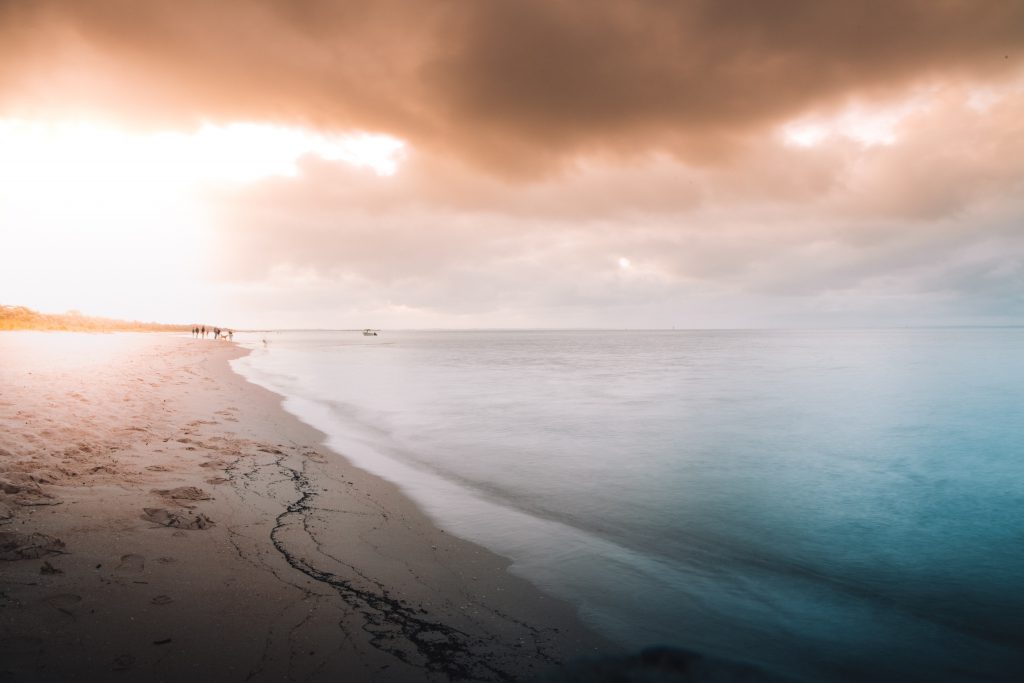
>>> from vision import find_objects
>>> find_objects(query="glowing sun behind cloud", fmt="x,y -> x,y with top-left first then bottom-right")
779,98 -> 927,149
0,120 -> 404,322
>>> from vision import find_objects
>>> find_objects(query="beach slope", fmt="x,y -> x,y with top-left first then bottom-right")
0,332 -> 607,681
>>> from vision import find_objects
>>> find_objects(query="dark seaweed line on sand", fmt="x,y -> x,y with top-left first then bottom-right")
268,452 -> 517,681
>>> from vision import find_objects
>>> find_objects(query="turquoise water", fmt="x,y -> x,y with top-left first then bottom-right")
232,329 -> 1024,682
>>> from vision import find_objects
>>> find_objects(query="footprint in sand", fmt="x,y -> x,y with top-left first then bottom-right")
42,593 -> 82,618
39,560 -> 63,575
159,486 -> 211,500
0,531 -> 66,560
142,508 -> 215,530
112,653 -> 135,671
115,554 -> 145,574
150,595 -> 174,605
42,594 -> 82,609
199,460 -> 229,470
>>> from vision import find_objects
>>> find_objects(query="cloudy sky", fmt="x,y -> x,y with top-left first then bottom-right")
1,0 -> 1022,328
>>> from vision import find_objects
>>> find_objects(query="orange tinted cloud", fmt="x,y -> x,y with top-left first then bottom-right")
2,0 -> 1022,175
198,82 -> 1024,325
3,1 -> 1023,327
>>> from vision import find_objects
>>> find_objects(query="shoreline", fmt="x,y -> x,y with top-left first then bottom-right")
0,332 -> 612,680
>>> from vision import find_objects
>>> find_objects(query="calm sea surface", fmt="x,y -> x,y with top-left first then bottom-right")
231,329 -> 1024,682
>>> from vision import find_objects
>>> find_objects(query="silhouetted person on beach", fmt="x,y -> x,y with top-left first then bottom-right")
201,325 -> 206,338
227,330 -> 234,341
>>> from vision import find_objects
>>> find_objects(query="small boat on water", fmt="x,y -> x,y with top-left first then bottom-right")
362,329 -> 378,336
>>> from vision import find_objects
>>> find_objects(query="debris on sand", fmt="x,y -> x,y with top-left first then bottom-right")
0,531 -> 66,560
151,486 -> 212,501
141,507 -> 215,530
114,553 -> 145,574
40,560 -> 64,575
198,459 -> 230,470
0,477 -> 26,494
13,493 -> 62,507
0,477 -> 61,506
112,654 -> 135,671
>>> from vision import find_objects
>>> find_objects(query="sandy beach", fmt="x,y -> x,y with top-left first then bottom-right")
0,332 -> 610,681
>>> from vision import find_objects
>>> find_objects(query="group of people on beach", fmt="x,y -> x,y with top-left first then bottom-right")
192,325 -> 233,340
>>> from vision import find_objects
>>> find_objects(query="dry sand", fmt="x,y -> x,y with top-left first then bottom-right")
0,332 -> 611,681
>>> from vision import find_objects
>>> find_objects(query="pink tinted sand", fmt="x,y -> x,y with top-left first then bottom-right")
0,332 -> 608,681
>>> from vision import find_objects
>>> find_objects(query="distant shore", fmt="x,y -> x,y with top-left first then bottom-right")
0,305 -> 192,333
0,332 -> 608,681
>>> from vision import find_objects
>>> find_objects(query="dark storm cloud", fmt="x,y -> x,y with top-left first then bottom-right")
2,0 -> 1022,174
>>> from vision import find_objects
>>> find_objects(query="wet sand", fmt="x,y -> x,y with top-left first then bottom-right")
0,332 -> 611,681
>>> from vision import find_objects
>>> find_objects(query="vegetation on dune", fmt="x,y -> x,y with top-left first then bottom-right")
0,305 -> 190,332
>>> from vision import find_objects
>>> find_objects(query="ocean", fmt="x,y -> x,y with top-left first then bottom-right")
231,329 -> 1024,682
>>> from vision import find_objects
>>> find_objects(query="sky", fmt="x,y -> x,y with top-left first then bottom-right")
1,0 -> 1022,328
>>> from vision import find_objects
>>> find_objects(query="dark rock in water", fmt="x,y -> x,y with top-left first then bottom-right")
539,646 -> 791,683
0,531 -> 66,560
